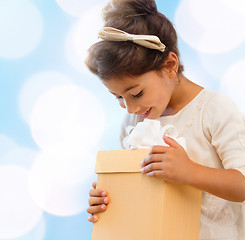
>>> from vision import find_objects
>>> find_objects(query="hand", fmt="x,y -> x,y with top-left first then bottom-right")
87,182 -> 109,223
141,135 -> 195,184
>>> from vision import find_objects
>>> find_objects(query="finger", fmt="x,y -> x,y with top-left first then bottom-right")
163,135 -> 181,149
145,170 -> 165,179
88,214 -> 98,223
88,197 -> 109,206
141,162 -> 163,174
149,145 -> 169,154
92,182 -> 97,189
87,204 -> 107,215
89,189 -> 107,197
141,153 -> 165,167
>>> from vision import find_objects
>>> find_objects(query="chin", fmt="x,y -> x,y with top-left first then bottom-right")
146,114 -> 159,120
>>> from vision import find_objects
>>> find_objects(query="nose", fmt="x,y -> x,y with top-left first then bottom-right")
124,99 -> 140,114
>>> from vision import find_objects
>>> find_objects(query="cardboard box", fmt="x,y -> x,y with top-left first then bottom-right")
92,148 -> 202,240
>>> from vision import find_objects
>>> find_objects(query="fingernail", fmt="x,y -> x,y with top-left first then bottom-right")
104,198 -> 109,204
101,205 -> 106,210
141,168 -> 145,173
93,215 -> 98,221
101,191 -> 106,197
141,160 -> 144,166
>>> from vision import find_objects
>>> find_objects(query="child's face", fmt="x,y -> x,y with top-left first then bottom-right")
102,70 -> 176,119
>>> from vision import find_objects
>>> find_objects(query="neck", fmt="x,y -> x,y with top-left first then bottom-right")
161,75 -> 204,116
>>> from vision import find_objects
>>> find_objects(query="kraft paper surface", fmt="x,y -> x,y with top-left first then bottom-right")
92,149 -> 202,240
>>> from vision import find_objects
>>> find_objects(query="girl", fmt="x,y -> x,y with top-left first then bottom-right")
86,0 -> 245,239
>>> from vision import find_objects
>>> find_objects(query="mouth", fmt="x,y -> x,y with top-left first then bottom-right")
139,108 -> 152,118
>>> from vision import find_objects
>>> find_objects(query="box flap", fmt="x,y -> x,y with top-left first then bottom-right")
95,148 -> 151,174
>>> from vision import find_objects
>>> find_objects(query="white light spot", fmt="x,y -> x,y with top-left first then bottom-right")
29,147 -> 96,216
56,0 -> 109,18
1,146 -> 38,169
19,71 -> 72,124
175,0 -> 245,53
198,48 -> 245,79
65,5 -> 104,74
217,0 -> 245,15
2,217 -> 46,240
220,59 -> 245,113
14,217 -> 46,240
0,166 -> 43,239
0,135 -> 17,158
30,84 -> 106,150
0,0 -> 43,59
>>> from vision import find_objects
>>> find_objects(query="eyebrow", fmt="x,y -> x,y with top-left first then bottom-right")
110,84 -> 139,95
124,84 -> 139,93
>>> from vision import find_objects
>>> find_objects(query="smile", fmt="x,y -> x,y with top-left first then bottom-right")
139,108 -> 152,118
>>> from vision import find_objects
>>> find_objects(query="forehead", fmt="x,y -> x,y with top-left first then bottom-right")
102,70 -> 161,93
102,75 -> 140,94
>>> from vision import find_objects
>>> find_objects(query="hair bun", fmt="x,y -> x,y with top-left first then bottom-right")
103,0 -> 158,24
127,0 -> 158,15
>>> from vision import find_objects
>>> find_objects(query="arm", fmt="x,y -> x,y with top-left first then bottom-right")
188,162 -> 245,202
141,135 -> 245,202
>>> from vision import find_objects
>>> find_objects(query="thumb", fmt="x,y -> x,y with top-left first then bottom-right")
163,135 -> 181,148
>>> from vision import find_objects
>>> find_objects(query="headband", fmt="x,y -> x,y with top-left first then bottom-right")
98,27 -> 166,52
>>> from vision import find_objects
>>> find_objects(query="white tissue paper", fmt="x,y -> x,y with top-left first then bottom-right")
123,119 -> 186,150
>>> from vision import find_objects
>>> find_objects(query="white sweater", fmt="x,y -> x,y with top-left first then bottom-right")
120,89 -> 245,240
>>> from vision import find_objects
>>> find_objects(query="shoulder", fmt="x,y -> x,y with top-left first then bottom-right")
202,89 -> 245,136
203,89 -> 244,120
204,89 -> 238,110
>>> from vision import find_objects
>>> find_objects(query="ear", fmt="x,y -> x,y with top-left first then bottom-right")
162,52 -> 179,78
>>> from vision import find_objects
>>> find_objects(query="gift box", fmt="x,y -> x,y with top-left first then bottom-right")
92,148 -> 202,240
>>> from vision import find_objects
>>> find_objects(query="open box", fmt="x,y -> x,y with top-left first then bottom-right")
92,148 -> 202,240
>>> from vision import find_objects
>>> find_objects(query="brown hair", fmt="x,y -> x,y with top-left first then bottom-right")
85,0 -> 184,80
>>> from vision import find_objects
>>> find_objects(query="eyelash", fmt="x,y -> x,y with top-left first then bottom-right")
132,91 -> 143,98
116,91 -> 143,100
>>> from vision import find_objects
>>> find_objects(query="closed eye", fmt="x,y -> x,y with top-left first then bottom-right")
132,91 -> 143,98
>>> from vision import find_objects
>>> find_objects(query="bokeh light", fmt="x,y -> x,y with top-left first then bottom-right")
217,0 -> 245,14
65,5 -> 104,74
0,166 -> 43,239
0,0 -> 43,59
19,71 -> 73,124
0,146 -> 37,169
0,135 -> 17,158
29,146 -> 96,216
30,84 -> 106,150
220,59 -> 245,113
10,218 -> 46,240
56,0 -> 109,18
0,217 -> 46,240
175,0 -> 245,53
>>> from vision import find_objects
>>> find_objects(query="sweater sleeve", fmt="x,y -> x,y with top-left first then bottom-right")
203,93 -> 245,177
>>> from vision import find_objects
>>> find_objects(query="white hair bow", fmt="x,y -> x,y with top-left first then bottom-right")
98,27 -> 166,52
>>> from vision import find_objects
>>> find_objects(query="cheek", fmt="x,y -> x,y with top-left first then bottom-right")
142,94 -> 156,106
146,93 -> 166,109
